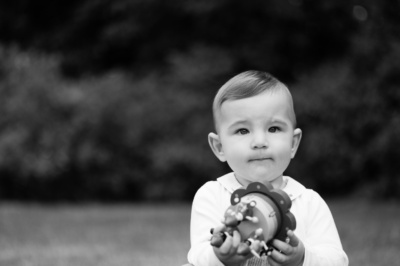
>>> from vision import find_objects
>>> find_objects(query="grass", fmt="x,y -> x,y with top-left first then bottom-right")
0,199 -> 399,266
0,204 -> 191,266
330,199 -> 400,265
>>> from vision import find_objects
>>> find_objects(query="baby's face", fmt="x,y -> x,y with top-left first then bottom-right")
216,89 -> 300,187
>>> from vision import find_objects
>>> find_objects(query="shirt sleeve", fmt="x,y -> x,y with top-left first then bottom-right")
302,191 -> 349,266
187,182 -> 226,266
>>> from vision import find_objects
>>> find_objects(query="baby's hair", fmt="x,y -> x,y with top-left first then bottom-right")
212,70 -> 297,130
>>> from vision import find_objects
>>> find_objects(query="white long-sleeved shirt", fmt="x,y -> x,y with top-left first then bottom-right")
187,173 -> 349,266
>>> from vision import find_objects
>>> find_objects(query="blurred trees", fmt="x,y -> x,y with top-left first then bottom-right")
0,0 -> 358,78
0,0 -> 399,201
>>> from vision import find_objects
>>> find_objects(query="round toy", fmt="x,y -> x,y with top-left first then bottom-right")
210,181 -> 296,257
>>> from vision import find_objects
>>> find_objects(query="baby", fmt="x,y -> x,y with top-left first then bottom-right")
187,70 -> 348,266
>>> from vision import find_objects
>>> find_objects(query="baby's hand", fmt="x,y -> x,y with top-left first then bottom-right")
213,229 -> 261,266
267,230 -> 305,266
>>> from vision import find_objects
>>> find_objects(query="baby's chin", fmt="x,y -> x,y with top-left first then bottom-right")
236,173 -> 279,186
245,173 -> 282,185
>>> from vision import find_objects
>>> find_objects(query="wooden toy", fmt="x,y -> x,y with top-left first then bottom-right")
210,181 -> 296,257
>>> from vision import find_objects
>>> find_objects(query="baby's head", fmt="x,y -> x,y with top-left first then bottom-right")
209,70 -> 302,187
212,70 -> 296,132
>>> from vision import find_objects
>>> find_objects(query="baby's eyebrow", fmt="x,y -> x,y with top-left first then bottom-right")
227,120 -> 249,129
270,119 -> 289,125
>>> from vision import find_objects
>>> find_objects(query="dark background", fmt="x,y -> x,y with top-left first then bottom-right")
0,0 -> 399,202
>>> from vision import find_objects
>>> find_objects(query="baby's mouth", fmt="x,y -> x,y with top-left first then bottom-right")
248,157 -> 271,162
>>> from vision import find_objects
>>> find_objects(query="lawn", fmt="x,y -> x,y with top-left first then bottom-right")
0,199 -> 399,266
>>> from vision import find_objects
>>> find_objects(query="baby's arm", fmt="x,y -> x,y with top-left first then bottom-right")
300,192 -> 349,266
187,182 -> 260,266
187,182 -> 231,266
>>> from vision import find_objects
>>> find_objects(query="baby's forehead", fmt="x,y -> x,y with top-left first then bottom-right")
220,90 -> 291,116
214,88 -> 295,129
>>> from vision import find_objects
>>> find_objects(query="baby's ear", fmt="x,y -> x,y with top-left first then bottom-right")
208,132 -> 227,162
291,128 -> 302,159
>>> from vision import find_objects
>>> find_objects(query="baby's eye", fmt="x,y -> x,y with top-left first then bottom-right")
268,127 -> 280,133
236,128 -> 249,135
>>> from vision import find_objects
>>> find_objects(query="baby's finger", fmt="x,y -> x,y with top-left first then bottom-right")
267,249 -> 287,265
287,230 -> 299,247
232,230 -> 241,249
219,232 -> 233,255
212,224 -> 226,234
267,258 -> 279,266
270,239 -> 291,254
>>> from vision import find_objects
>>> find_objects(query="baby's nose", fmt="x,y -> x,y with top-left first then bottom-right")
251,133 -> 268,149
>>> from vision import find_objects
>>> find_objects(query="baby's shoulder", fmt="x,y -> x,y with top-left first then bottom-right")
196,172 -> 237,195
194,180 -> 225,200
293,187 -> 332,219
301,187 -> 322,199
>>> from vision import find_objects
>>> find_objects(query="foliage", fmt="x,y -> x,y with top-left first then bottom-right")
288,4 -> 400,198
0,0 -> 399,200
0,0 -> 360,78
0,46 -> 232,201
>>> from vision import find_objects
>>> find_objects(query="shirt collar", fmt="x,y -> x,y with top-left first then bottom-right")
283,176 -> 306,201
217,172 -> 306,201
217,172 -> 243,193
